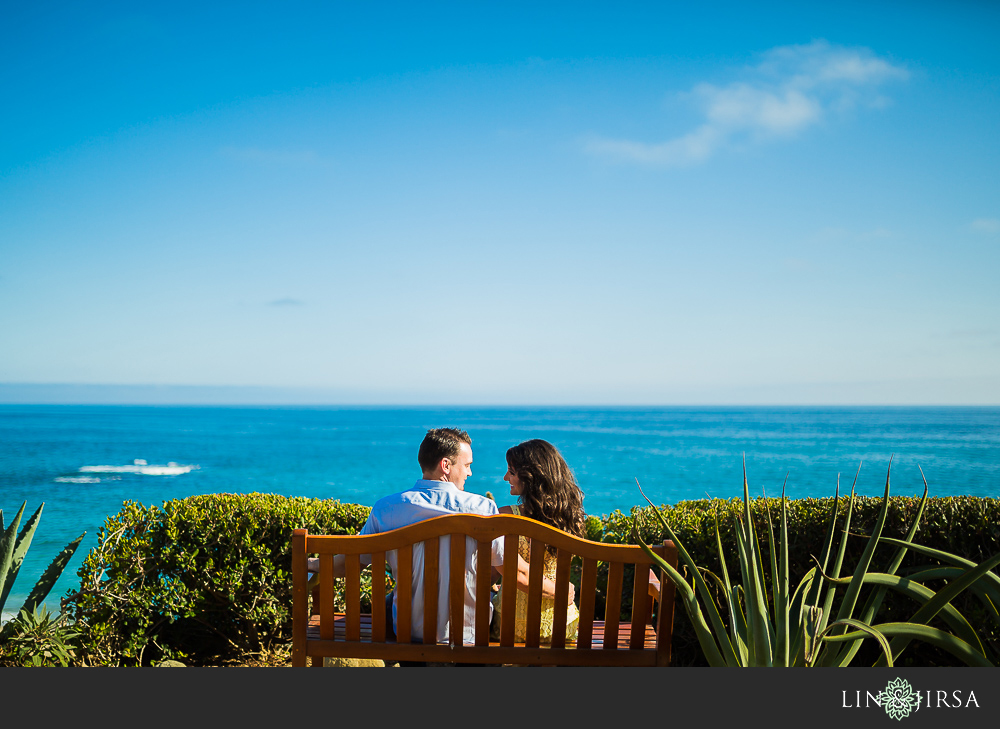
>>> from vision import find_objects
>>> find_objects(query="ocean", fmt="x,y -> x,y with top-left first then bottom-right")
2,404 -> 999,616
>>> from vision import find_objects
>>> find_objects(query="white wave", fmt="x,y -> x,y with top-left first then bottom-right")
79,459 -> 198,476
55,476 -> 101,483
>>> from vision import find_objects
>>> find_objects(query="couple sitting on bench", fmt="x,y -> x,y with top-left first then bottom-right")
306,428 -> 582,646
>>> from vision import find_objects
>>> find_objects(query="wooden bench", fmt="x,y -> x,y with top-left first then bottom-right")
292,513 -> 677,667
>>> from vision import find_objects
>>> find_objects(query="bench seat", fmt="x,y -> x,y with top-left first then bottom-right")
305,613 -> 661,665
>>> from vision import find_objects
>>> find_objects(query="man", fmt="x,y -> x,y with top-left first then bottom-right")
308,427 -> 572,645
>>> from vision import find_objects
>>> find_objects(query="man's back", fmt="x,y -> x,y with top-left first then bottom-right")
360,479 -> 503,644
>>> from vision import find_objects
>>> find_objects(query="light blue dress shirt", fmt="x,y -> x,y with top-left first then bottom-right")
359,479 -> 505,645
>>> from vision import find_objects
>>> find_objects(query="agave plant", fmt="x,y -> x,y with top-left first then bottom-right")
1,502 -> 85,637
632,459 -> 1000,667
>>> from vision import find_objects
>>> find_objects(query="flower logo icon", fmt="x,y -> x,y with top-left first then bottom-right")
878,678 -> 922,720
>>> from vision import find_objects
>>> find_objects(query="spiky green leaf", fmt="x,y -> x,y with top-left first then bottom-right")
838,479 -> 930,665
0,503 -> 44,611
0,502 -> 28,614
905,567 -> 1000,629
820,619 -> 894,667
801,605 -> 823,666
820,462 -> 889,666
874,550 -> 1000,666
830,623 -> 994,668
18,532 -> 86,615
859,573 -> 983,654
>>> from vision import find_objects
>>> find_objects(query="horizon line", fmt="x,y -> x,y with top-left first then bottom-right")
1,382 -> 998,408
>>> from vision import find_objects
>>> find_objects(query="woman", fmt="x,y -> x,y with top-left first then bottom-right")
492,439 -> 585,643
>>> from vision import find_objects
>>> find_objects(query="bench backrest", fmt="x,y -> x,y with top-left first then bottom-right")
292,513 -> 677,666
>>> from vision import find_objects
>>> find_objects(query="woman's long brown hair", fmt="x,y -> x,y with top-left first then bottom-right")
506,439 -> 585,540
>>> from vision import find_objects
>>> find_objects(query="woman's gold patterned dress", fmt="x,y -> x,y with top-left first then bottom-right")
491,505 -> 580,643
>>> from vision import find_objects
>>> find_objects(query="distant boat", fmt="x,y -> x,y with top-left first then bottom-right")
79,459 -> 198,476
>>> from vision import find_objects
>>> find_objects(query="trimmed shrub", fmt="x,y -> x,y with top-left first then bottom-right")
66,493 -> 369,666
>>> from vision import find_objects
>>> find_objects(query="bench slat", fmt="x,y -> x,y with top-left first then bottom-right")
291,529 -> 308,668
423,536 -> 439,646
346,554 -> 361,641
302,514 -> 665,563
655,541 -> 678,666
396,545 -> 412,643
500,534 -> 518,647
372,552 -> 386,643
630,564 -> 650,649
320,554 -> 335,641
603,561 -> 623,650
550,547 -> 571,649
524,537 -> 545,648
307,639 -> 658,667
306,614 -> 657,648
475,539 -> 491,647
577,556 -> 598,649
305,614 -> 660,665
449,533 -> 465,645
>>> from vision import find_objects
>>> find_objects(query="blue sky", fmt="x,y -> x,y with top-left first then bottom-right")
2,1 -> 998,405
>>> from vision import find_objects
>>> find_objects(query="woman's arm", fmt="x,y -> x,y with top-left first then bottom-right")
513,554 -> 575,605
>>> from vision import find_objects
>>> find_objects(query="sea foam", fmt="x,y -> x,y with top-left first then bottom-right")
78,459 -> 198,476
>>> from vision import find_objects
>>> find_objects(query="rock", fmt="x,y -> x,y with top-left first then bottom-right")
154,659 -> 187,667
322,657 -> 386,667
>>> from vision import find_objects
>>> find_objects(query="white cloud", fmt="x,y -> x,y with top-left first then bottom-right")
970,218 -> 1000,234
584,125 -> 720,166
586,40 -> 908,167
699,84 -> 821,135
762,40 -> 908,88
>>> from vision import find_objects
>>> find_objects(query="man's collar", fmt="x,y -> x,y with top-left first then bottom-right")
413,478 -> 457,490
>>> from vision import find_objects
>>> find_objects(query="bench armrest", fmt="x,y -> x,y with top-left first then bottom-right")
647,568 -> 661,604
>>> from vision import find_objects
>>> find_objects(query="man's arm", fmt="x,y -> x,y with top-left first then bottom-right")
307,554 -> 376,577
306,511 -> 378,585
306,554 -> 348,588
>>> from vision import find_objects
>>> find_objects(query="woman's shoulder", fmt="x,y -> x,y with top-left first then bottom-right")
498,504 -> 521,515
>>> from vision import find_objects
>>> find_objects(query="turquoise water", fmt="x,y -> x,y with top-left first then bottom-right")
2,404 -> 999,615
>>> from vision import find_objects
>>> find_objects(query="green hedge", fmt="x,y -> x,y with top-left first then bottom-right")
66,492 -> 1000,666
66,494 -> 369,666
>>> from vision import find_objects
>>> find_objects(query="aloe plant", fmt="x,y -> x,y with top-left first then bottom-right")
1,502 -> 85,637
632,460 -> 999,667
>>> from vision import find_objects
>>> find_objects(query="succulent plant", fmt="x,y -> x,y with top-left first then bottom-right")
1,501 -> 85,637
632,459 -> 999,667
